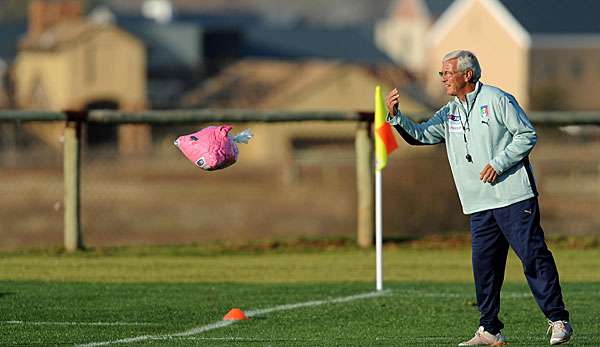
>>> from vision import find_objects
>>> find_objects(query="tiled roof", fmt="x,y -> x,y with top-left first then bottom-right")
499,0 -> 600,34
114,13 -> 393,64
242,25 -> 394,63
0,22 -> 27,61
424,0 -> 455,18
19,21 -> 107,50
181,60 -> 339,109
180,59 -> 422,110
120,22 -> 202,70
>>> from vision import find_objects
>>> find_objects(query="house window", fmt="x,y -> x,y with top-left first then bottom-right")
570,58 -> 583,79
542,61 -> 557,81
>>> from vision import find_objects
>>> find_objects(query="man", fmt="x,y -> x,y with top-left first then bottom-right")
385,50 -> 572,346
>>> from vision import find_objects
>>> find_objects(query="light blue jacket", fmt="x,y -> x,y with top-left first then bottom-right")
387,82 -> 537,214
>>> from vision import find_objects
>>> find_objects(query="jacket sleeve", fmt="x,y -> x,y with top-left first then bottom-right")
385,107 -> 446,145
489,96 -> 537,175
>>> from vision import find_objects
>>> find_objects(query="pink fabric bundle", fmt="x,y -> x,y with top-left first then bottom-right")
174,125 -> 252,171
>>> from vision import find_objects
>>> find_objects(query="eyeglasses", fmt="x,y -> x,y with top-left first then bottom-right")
438,70 -> 464,78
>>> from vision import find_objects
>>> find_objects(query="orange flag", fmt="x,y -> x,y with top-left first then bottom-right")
374,86 -> 398,171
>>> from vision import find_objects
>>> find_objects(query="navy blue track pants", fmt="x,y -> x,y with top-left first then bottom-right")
470,197 -> 569,334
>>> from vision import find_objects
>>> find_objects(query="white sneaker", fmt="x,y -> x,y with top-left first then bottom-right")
547,320 -> 573,345
458,326 -> 506,346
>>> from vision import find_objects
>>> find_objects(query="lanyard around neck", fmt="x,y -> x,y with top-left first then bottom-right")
460,83 -> 481,163
460,83 -> 481,132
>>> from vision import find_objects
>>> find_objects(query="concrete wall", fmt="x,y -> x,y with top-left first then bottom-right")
244,67 -> 429,166
14,24 -> 148,151
15,25 -> 146,111
15,52 -> 69,109
376,17 -> 431,73
375,0 -> 433,74
530,45 -> 600,110
70,28 -> 147,111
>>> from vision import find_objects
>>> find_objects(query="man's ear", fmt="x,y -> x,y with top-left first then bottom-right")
465,69 -> 474,83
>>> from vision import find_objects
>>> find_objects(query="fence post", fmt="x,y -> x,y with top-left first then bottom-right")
355,120 -> 374,248
64,111 -> 85,251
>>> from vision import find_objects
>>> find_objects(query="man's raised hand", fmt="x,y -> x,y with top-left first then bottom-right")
385,88 -> 400,115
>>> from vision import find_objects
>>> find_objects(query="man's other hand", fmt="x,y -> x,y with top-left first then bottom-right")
480,164 -> 498,183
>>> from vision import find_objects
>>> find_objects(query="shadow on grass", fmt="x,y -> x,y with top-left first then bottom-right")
0,292 -> 15,299
1,233 -> 599,257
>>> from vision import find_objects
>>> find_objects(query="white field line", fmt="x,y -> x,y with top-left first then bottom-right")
2,291 -> 530,332
151,336 -> 453,342
400,291 -> 532,299
1,321 -> 159,326
75,290 -> 390,347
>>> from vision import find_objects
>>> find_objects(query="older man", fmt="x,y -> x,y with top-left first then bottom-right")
385,50 -> 572,346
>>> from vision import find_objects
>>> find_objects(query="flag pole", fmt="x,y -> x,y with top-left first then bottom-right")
375,169 -> 383,291
373,85 -> 396,292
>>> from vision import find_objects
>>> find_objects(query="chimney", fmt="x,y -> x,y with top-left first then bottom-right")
28,0 -> 47,37
60,0 -> 83,21
27,0 -> 83,36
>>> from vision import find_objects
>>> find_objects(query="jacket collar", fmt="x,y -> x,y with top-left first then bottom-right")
454,81 -> 482,106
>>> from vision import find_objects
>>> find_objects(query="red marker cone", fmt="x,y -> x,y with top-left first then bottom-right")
223,308 -> 248,321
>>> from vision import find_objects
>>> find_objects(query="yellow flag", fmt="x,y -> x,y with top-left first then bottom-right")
374,86 -> 398,171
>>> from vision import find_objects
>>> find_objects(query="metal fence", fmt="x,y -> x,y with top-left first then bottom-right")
1,109 -> 599,252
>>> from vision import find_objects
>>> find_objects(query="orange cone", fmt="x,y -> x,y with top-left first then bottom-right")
223,308 -> 248,321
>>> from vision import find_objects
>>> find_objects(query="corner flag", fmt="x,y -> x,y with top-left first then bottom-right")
374,85 -> 398,291
374,86 -> 397,171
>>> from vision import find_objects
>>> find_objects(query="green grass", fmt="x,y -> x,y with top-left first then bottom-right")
1,246 -> 599,346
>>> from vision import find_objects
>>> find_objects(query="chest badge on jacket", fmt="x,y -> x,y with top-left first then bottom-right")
480,105 -> 490,124
448,114 -> 464,133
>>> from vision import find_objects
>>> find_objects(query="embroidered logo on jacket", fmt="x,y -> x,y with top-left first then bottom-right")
480,105 -> 490,124
448,114 -> 463,133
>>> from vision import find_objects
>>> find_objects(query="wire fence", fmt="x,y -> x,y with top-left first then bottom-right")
0,110 -> 599,251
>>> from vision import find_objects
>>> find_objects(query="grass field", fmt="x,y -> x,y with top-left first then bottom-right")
1,245 -> 599,346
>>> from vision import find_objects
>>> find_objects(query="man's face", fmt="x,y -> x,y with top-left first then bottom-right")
439,58 -> 467,97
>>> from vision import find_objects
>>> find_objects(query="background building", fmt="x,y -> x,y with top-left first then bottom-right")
375,0 -> 453,74
14,0 -> 148,152
182,58 -> 429,169
425,0 -> 600,110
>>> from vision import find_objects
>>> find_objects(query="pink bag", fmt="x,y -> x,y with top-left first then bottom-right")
174,125 -> 252,171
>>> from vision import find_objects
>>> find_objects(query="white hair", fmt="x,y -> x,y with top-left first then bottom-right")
443,50 -> 481,82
